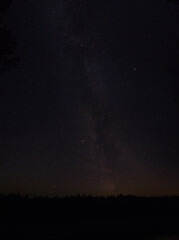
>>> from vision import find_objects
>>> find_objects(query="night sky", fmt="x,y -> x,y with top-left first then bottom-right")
0,0 -> 179,196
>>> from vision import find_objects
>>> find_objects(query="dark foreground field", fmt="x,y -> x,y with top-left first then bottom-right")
0,194 -> 179,239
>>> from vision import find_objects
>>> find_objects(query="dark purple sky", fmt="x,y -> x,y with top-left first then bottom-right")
0,0 -> 179,196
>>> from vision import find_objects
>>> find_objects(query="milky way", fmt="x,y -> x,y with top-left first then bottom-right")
0,0 -> 178,196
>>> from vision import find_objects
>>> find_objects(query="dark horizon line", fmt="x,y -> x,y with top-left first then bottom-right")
1,192 -> 179,199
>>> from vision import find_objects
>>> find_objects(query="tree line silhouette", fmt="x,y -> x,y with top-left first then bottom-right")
0,193 -> 179,239
0,0 -> 19,74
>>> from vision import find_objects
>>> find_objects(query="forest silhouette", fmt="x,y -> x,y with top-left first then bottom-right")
0,0 -> 19,74
1,194 -> 179,239
0,0 -> 178,239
